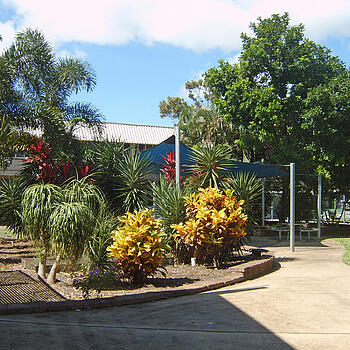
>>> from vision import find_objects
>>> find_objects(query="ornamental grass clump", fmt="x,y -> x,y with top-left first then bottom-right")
171,187 -> 247,267
107,209 -> 168,284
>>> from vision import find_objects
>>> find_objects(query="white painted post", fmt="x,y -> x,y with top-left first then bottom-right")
290,163 -> 295,252
175,126 -> 180,188
261,159 -> 265,226
317,174 -> 322,239
262,179 -> 265,226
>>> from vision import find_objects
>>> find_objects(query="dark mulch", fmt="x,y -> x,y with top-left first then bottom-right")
0,237 -> 258,301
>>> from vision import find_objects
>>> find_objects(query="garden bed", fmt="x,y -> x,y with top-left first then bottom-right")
0,254 -> 274,301
0,236 -> 275,305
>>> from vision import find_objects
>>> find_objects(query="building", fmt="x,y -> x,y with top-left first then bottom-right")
0,122 -> 175,178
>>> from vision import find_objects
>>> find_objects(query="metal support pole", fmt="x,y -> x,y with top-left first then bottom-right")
290,163 -> 295,252
317,174 -> 322,239
261,158 -> 265,226
262,179 -> 265,226
175,126 -> 180,188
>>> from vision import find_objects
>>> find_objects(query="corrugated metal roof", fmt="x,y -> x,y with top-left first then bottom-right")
73,122 -> 175,145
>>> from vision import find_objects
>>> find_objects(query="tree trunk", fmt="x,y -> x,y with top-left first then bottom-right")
47,252 -> 61,285
38,250 -> 47,279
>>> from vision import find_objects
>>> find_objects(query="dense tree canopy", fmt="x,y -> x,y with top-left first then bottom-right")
205,13 -> 350,193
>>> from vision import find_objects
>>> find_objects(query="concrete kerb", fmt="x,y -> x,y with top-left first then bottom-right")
0,256 -> 274,315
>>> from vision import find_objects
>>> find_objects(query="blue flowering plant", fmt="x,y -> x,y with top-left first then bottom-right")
72,261 -> 121,299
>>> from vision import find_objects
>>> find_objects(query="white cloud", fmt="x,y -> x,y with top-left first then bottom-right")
0,20 -> 16,51
57,48 -> 88,59
1,0 -> 350,52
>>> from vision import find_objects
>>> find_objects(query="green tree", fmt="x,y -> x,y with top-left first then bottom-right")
205,13 -> 349,219
302,73 -> 350,193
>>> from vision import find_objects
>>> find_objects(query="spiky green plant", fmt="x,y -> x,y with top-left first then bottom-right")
47,201 -> 94,284
152,177 -> 187,245
186,144 -> 232,191
115,152 -> 153,213
84,141 -> 126,209
63,177 -> 107,216
0,177 -> 28,237
88,212 -> 116,269
226,172 -> 262,235
21,183 -> 62,278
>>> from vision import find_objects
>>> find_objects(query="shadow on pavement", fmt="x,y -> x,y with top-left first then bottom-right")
0,282 -> 295,350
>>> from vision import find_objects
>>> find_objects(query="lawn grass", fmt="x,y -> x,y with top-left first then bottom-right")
323,231 -> 350,266
0,226 -> 13,237
334,237 -> 350,266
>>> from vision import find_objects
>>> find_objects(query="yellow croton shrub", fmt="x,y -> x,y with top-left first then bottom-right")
107,209 -> 169,283
171,187 -> 248,266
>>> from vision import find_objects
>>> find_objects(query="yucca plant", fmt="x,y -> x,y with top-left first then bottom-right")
21,183 -> 62,278
115,152 -> 153,214
107,209 -> 168,284
84,141 -> 125,209
0,177 -> 28,237
226,172 -> 262,235
186,144 -> 232,191
63,176 -> 107,216
47,201 -> 94,284
172,187 -> 247,267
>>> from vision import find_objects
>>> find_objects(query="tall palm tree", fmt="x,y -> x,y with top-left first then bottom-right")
2,28 -> 103,155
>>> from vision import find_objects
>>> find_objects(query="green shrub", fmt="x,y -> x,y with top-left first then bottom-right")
152,177 -> 186,245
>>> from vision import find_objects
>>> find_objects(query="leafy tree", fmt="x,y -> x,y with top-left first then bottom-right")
159,82 -> 239,149
302,73 -> 350,193
205,13 -> 349,219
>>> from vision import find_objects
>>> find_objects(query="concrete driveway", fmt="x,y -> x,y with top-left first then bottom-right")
0,238 -> 349,350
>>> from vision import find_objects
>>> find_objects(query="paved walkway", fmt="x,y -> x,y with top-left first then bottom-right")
0,238 -> 349,349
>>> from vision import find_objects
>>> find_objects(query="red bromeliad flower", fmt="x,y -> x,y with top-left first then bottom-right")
160,151 -> 183,183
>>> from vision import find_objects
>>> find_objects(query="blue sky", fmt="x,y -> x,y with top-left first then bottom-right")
1,0 -> 350,127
